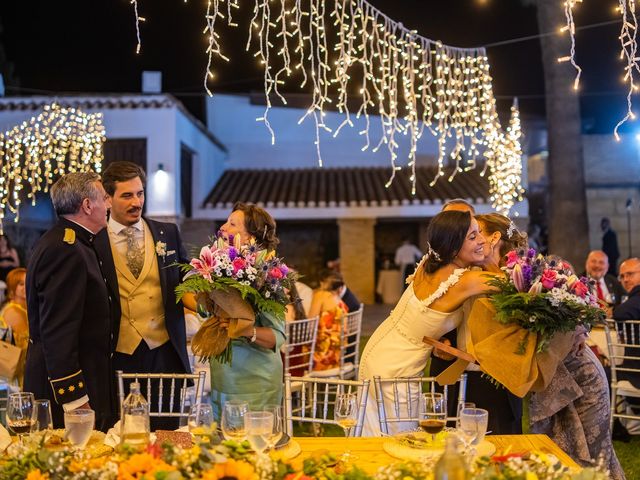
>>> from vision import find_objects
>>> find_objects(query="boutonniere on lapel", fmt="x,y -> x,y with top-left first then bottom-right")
155,240 -> 175,262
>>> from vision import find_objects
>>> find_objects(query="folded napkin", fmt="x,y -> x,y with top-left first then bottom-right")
0,423 -> 11,452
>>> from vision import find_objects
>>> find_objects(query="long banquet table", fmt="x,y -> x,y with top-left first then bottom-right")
293,435 -> 580,473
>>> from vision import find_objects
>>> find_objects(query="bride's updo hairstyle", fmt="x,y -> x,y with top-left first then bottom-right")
475,213 -> 528,259
423,210 -> 472,274
232,202 -> 280,251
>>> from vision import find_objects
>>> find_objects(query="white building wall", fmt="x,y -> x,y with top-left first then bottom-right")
207,94 -> 440,169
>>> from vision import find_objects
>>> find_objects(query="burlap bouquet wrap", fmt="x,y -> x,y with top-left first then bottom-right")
436,298 -> 574,398
191,289 -> 256,360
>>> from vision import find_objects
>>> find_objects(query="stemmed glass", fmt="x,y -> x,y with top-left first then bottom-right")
457,408 -> 489,457
263,404 -> 284,450
455,402 -> 476,430
32,399 -> 53,441
188,403 -> 214,442
419,392 -> 446,445
6,392 -> 35,443
221,400 -> 248,442
334,392 -> 359,462
244,411 -> 274,455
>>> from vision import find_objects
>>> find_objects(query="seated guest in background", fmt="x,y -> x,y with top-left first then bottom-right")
0,267 -> 28,387
325,258 -> 361,312
285,282 -> 307,322
308,270 -> 349,371
613,257 -> 640,389
0,234 -> 20,282
583,250 -> 626,309
295,279 -> 313,316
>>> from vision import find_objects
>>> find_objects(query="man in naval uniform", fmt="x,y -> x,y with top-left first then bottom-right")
24,172 -> 118,431
95,161 -> 190,430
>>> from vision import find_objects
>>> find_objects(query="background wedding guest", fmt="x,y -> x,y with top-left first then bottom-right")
612,257 -> 640,389
441,198 -> 476,214
583,250 -> 626,308
24,172 -> 118,431
394,238 -> 422,285
294,278 -> 313,316
324,258 -> 361,312
0,267 -> 28,387
0,234 -> 20,282
309,270 -> 349,371
96,161 -> 190,430
602,217 -> 621,276
285,282 -> 307,322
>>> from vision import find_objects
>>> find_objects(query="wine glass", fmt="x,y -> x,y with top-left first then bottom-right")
6,392 -> 35,442
188,403 -> 214,442
221,400 -> 248,442
262,404 -> 284,450
458,408 -> 489,452
334,392 -> 359,462
420,392 -> 446,444
64,409 -> 95,449
244,411 -> 273,455
33,399 -> 53,432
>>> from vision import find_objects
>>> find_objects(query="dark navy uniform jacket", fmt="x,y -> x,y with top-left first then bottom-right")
24,217 -> 118,431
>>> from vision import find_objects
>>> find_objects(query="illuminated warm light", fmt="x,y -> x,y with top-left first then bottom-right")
130,0 -> 523,210
562,0 -> 639,139
0,103 -> 106,232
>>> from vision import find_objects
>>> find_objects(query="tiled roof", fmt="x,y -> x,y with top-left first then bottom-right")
203,166 -> 490,209
0,94 -> 176,111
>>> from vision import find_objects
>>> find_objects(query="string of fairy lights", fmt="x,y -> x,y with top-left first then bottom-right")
130,0 -> 524,214
0,103 -> 106,232
561,0 -> 639,140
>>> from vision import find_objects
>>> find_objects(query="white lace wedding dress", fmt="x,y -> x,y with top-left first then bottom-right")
358,267 -> 467,436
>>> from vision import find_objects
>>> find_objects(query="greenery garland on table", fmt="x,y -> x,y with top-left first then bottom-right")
0,436 -> 610,480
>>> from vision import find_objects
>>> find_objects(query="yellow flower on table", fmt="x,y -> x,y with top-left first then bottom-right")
200,458 -> 258,480
117,452 -> 175,480
26,470 -> 49,480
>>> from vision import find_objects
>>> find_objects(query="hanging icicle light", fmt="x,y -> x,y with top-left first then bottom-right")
131,0 -> 524,211
0,103 -> 106,232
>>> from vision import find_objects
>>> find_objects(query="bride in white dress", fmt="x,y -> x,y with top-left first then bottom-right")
359,211 -> 500,436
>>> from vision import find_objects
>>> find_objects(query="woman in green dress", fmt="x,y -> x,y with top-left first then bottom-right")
208,202 -> 286,419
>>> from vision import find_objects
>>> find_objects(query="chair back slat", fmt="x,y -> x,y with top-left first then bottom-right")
284,316 -> 319,375
340,305 -> 364,378
373,374 -> 467,435
604,319 -> 640,431
284,374 -> 370,437
116,370 -> 206,420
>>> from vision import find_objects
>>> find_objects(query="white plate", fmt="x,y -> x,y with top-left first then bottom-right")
383,433 -> 495,461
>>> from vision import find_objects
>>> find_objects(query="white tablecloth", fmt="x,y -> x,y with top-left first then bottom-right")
376,270 -> 403,304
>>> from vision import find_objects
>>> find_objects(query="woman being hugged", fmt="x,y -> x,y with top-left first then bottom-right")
185,202 -> 286,418
359,210 -> 500,436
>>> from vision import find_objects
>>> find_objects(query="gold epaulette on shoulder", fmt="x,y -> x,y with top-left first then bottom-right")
50,370 -> 86,404
63,228 -> 76,245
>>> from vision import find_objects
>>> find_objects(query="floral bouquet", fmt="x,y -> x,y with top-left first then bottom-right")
176,233 -> 295,364
488,248 -> 605,354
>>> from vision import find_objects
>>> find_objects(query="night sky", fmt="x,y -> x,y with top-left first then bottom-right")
0,0 -> 628,133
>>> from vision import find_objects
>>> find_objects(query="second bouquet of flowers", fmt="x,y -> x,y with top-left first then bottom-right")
488,248 -> 605,353
176,233 -> 295,364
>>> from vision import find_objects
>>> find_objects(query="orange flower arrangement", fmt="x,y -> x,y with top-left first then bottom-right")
117,452 -> 176,480
25,470 -> 49,480
200,458 -> 258,480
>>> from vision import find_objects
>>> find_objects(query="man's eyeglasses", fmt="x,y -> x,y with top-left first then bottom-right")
618,270 -> 640,280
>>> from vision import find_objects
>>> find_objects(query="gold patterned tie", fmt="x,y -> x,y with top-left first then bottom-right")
122,226 -> 144,278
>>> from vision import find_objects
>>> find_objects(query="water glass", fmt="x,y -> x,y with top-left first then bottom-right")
221,400 -> 248,442
33,399 -> 53,432
6,392 -> 35,441
420,392 -> 446,444
188,403 -> 214,441
455,402 -> 476,429
262,404 -> 283,449
64,409 -> 95,449
459,408 -> 489,446
244,411 -> 273,454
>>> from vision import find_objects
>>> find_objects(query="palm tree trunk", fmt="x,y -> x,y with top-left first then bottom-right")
536,0 -> 590,267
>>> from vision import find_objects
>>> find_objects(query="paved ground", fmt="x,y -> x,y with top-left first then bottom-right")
361,303 -> 393,337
